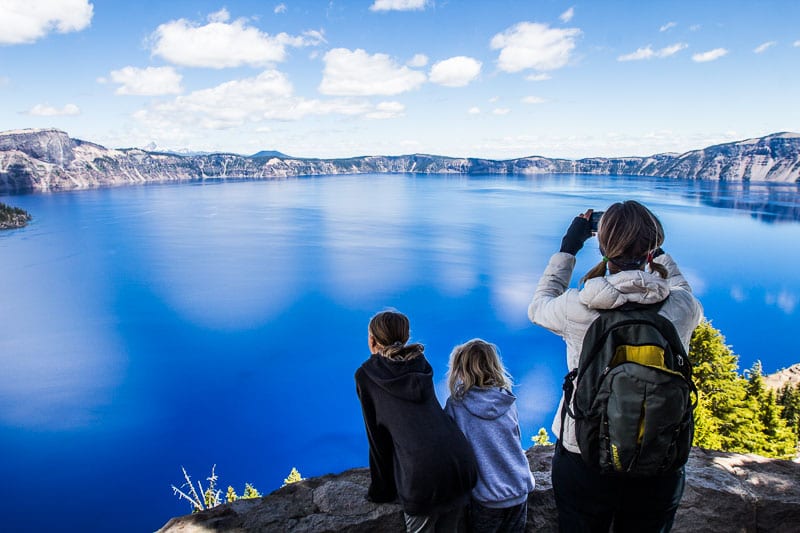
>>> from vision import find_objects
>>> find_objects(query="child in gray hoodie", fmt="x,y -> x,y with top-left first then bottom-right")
445,339 -> 535,533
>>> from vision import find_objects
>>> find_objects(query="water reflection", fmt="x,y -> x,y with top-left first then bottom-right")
684,180 -> 800,223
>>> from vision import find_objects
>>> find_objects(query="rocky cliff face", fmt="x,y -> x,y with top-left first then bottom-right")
1,129 -> 799,194
157,446 -> 800,533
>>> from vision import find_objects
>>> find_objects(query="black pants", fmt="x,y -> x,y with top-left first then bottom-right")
468,500 -> 527,533
551,442 -> 685,533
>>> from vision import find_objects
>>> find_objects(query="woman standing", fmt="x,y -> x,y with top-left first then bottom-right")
356,310 -> 478,533
528,201 -> 703,532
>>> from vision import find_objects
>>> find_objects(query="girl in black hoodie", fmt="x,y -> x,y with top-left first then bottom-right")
355,310 -> 478,533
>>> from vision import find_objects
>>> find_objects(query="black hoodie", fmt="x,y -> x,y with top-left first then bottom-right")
355,352 -> 478,516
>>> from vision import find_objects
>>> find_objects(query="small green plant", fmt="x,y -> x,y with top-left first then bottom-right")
172,466 -> 262,512
171,465 -> 221,513
532,427 -> 553,446
283,467 -> 304,486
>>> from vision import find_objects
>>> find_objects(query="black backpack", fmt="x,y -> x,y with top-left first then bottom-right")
561,300 -> 696,476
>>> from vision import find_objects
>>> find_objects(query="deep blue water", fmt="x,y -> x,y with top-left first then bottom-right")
1,174 -> 799,532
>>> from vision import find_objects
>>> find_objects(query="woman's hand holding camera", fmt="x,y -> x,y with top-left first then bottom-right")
560,209 -> 594,256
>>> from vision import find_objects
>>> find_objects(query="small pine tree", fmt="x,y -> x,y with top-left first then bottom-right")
778,383 -> 800,434
532,427 -> 553,446
690,322 -> 798,458
283,467 -> 304,486
242,483 -> 261,499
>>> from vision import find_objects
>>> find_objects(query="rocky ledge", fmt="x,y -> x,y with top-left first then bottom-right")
157,446 -> 800,532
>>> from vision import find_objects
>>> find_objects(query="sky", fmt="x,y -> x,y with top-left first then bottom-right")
1,0 -> 799,159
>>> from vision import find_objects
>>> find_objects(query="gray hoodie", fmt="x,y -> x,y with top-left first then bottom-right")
445,387 -> 535,508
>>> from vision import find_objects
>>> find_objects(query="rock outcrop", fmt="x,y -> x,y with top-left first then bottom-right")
157,446 -> 800,532
765,363 -> 800,391
1,129 -> 799,194
0,202 -> 31,229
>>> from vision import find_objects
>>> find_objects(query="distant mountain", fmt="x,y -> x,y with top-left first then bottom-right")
1,128 -> 799,194
250,149 -> 292,159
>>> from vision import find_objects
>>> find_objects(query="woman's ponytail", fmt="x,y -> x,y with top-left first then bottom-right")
580,258 -> 608,285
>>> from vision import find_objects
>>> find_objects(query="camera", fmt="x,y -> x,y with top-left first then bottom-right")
590,211 -> 604,232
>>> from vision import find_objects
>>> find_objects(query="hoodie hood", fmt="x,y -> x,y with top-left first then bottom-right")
579,268 -> 670,310
460,387 -> 516,420
360,353 -> 433,403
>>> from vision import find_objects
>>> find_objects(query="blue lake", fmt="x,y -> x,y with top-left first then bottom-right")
1,174 -> 799,532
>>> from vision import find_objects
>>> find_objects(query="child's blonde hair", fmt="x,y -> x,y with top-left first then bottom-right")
447,339 -> 513,399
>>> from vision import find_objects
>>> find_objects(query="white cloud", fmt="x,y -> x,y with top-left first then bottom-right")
370,0 -> 428,11
660,21 -> 677,32
366,101 -> 405,119
522,96 -> 545,104
490,22 -> 581,72
692,48 -> 728,62
489,96 -> 499,103
107,66 -> 183,96
428,56 -> 482,87
319,48 -> 426,96
753,41 -> 777,54
617,42 -> 687,61
0,0 -> 93,45
618,46 -> 656,61
27,103 -> 80,116
132,69 -> 399,136
559,7 -> 574,23
794,40 -> 800,47
274,3 -> 287,14
468,107 -> 481,114
689,24 -> 702,32
407,53 -> 429,67
526,72 -> 552,81
150,11 -> 324,68
493,108 -> 510,115
659,43 -> 689,57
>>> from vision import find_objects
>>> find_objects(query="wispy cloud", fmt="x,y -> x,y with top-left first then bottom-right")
429,56 -> 482,87
491,22 -> 581,73
522,95 -> 546,104
559,7 -> 575,23
692,48 -> 728,62
525,74 -> 550,83
754,41 -> 777,54
319,48 -> 426,95
150,9 -> 324,68
0,0 -> 93,45
105,66 -> 183,96
366,101 -> 405,119
766,290 -> 797,314
370,0 -> 428,12
492,108 -> 511,115
274,3 -> 287,14
467,107 -> 481,114
795,40 -> 800,47
618,43 -> 688,61
660,21 -> 677,32
26,103 -> 80,116
407,54 -> 429,67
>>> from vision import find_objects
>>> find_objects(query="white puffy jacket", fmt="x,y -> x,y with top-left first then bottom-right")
528,251 -> 704,454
